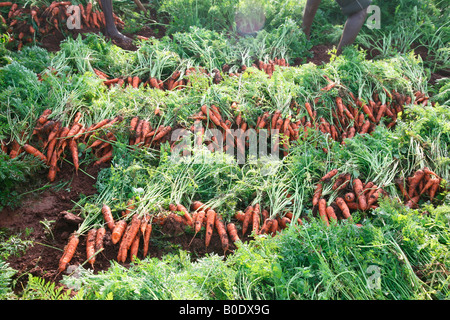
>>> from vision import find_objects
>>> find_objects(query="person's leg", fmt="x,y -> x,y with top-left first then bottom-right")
100,0 -> 131,43
301,0 -> 323,39
336,7 -> 367,54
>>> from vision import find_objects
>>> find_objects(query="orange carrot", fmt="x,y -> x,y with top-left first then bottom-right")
22,144 -> 47,163
194,210 -> 206,234
117,215 -> 141,262
8,139 -> 21,159
58,233 -> 79,273
269,218 -> 279,236
320,169 -> 338,182
362,104 -> 376,122
353,179 -> 367,211
326,206 -> 338,222
68,139 -> 79,172
408,170 -> 425,198
336,197 -> 351,219
344,192 -> 356,203
142,222 -> 152,257
227,223 -> 240,245
252,203 -> 260,235
304,102 -> 315,121
205,209 -> 216,248
86,228 -> 97,267
129,232 -> 140,261
234,210 -> 245,222
102,204 -> 115,231
94,147 -> 113,165
423,167 -> 439,178
241,205 -> 253,236
111,220 -> 127,244
318,199 -> 329,226
47,150 -> 58,182
215,214 -> 229,253
95,227 -> 106,253
428,179 -> 440,201
312,183 -> 322,207
176,204 -> 194,227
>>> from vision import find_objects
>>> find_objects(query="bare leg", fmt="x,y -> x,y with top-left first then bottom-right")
301,0 -> 323,40
336,8 -> 368,55
100,0 -> 132,43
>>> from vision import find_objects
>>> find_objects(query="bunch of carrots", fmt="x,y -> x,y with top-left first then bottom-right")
311,168 -> 390,226
57,165 -> 446,271
1,108 -> 123,182
1,1 -> 124,50
396,167 -> 444,208
100,69 -> 187,91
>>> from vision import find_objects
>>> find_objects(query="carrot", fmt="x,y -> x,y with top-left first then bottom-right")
252,203 -> 260,235
423,167 -> 440,178
191,200 -> 208,212
117,215 -> 141,262
362,104 -> 376,122
47,150 -> 58,182
205,209 -> 216,248
408,170 -> 425,198
194,210 -> 206,235
0,2 -> 12,7
94,147 -> 113,165
428,179 -> 440,201
277,216 -> 291,229
312,183 -> 322,207
335,197 -> 351,220
344,192 -> 356,203
227,223 -> 240,245
367,190 -> 379,207
318,199 -> 329,226
95,227 -> 106,253
215,214 -> 229,253
234,210 -> 245,222
420,177 -> 436,195
86,228 -> 97,267
22,144 -> 47,163
259,219 -> 273,234
332,174 -> 346,190
284,212 -> 302,226
375,104 -> 387,123
152,126 -> 172,142
320,168 -> 338,182
142,222 -> 152,257
353,179 -> 367,211
241,205 -> 253,236
129,232 -> 140,262
405,195 -> 421,209
68,139 -> 79,173
326,206 -> 338,222
131,76 -> 140,88
395,178 -> 408,199
269,218 -> 279,237
102,204 -> 115,231
8,139 -> 21,159
359,120 -> 371,134
201,104 -> 222,128
304,102 -> 315,121
176,204 -> 194,227
111,220 -> 127,244
58,233 -> 79,273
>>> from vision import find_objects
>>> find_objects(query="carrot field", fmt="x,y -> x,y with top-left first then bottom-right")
0,0 -> 449,303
